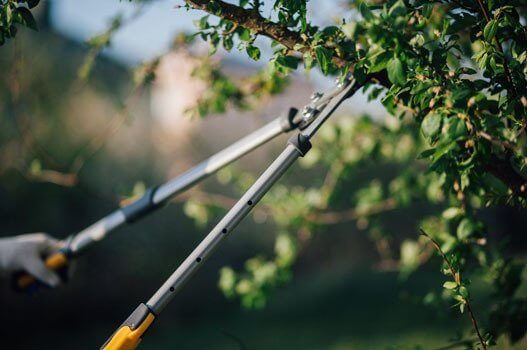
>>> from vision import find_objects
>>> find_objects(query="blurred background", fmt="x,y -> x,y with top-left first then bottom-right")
0,1 -> 526,349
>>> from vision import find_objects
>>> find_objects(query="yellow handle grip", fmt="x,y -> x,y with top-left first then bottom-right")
15,252 -> 69,290
102,314 -> 155,350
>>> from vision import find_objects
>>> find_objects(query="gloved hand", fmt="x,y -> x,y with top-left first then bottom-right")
0,233 -> 64,287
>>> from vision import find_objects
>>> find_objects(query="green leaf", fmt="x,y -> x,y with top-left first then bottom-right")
342,22 -> 357,39
410,34 -> 425,47
6,5 -> 13,25
359,2 -> 374,21
195,15 -> 209,30
367,49 -> 390,73
238,28 -> 251,42
457,218 -> 476,240
422,3 -> 433,18
431,142 -> 455,162
447,117 -> 467,141
459,285 -> 469,298
303,51 -> 314,70
443,281 -> 458,290
353,64 -> 367,84
223,36 -> 234,51
314,46 -> 333,75
388,0 -> 407,17
293,43 -> 305,51
421,113 -> 442,141
275,55 -> 299,70
417,148 -> 435,159
14,7 -> 38,31
400,240 -> 421,276
442,207 -> 462,220
218,267 -> 237,297
483,19 -> 498,42
246,45 -> 261,61
386,57 -> 406,86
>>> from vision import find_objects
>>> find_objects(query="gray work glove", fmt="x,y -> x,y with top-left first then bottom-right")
0,233 -> 64,287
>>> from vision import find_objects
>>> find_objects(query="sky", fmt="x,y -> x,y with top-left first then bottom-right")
50,0 -> 343,66
49,0 -> 385,117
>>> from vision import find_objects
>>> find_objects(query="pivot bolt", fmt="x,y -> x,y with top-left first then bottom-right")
303,106 -> 316,118
310,92 -> 323,102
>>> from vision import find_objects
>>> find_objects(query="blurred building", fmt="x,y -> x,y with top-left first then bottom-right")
149,49 -> 313,177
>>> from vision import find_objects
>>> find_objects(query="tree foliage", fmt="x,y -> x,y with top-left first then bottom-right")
178,1 -> 527,348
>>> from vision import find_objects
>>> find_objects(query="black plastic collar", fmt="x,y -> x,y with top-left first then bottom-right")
288,133 -> 312,157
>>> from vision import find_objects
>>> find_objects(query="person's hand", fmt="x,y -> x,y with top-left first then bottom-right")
0,233 -> 64,287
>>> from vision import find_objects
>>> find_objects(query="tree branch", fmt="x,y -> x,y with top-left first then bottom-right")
475,0 -> 517,98
307,198 -> 397,224
185,0 -> 304,50
421,229 -> 488,350
183,0 -> 390,87
486,155 -> 527,198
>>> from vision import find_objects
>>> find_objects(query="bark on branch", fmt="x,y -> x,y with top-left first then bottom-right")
185,0 -> 304,50
486,156 -> 527,198
184,0 -> 390,86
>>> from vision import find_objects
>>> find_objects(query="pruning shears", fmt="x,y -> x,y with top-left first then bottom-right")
100,76 -> 360,349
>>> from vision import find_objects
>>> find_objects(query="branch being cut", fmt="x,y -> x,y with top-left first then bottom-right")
185,0 -> 305,50
183,0 -> 390,87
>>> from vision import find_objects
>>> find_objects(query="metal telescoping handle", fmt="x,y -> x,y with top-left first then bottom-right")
152,114 -> 293,204
75,110 -> 298,252
100,144 -> 306,350
147,143 -> 305,314
145,79 -> 357,315
99,113 -> 300,350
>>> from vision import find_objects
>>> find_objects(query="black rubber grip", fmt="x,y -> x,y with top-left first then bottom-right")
121,187 -> 159,223
287,133 -> 312,156
279,107 -> 300,132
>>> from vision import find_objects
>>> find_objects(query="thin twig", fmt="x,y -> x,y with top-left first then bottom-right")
475,0 -> 517,98
447,0 -> 474,12
25,169 -> 78,187
375,240 -> 435,272
308,198 -> 397,224
477,130 -> 520,153
318,159 -> 344,210
219,329 -> 247,350
433,338 -> 478,350
10,38 -> 67,171
420,229 -> 487,350
173,188 -> 397,226
68,85 -> 144,174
